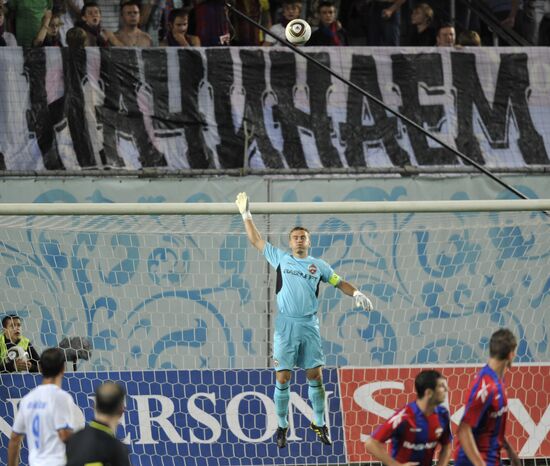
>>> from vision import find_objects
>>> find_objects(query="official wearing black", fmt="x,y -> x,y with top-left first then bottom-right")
66,381 -> 131,466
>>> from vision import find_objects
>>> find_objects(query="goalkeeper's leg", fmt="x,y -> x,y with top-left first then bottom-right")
302,329 -> 331,446
274,370 -> 291,448
306,367 -> 332,445
272,324 -> 298,448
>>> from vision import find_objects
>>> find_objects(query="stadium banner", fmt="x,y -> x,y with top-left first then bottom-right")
1,47 -> 550,171
0,368 -> 346,466
340,365 -> 550,463
1,366 -> 549,465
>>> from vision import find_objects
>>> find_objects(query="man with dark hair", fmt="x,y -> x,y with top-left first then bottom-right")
115,0 -> 152,46
236,192 -> 373,448
365,370 -> 452,466
161,7 -> 200,46
455,328 -> 521,466
8,348 -> 77,466
307,0 -> 348,46
77,2 -> 121,46
436,22 -> 456,46
1,315 -> 40,373
66,382 -> 131,466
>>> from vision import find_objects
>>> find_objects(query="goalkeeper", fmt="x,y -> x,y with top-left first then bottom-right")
236,192 -> 373,448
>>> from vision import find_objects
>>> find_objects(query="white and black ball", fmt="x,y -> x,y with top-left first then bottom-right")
285,19 -> 312,45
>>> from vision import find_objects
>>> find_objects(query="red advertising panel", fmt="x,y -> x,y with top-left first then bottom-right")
339,365 -> 550,463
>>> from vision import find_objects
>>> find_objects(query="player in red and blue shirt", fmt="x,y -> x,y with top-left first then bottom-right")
455,328 -> 521,466
365,370 -> 453,466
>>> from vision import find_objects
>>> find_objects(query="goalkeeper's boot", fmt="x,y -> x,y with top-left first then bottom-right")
276,426 -> 288,448
310,423 -> 332,446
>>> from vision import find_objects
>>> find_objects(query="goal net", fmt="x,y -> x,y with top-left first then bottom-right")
0,201 -> 549,466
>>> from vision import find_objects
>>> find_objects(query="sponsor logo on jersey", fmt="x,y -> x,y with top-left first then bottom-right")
435,427 -> 443,438
283,269 -> 317,281
403,440 -> 439,450
308,264 -> 317,275
490,405 -> 508,418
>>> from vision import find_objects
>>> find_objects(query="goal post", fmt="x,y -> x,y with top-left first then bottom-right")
0,199 -> 548,466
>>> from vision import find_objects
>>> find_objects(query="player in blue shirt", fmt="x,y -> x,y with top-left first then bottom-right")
236,192 -> 374,448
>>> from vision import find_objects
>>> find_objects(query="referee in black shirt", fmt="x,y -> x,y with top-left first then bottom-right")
66,381 -> 131,466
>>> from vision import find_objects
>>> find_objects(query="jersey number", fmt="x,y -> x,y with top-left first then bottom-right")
32,414 -> 40,449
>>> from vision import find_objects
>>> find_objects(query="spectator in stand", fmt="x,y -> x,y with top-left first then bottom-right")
339,0 -> 368,45
33,10 -> 63,46
161,7 -> 200,45
367,0 -> 405,45
458,30 -> 481,46
115,0 -> 152,46
141,0 -> 167,45
302,0 -> 340,28
479,0 -> 519,45
0,315 -> 40,373
0,6 -> 17,45
190,0 -> 230,45
7,0 -> 51,46
53,0 -> 83,45
407,3 -> 436,46
523,0 -> 550,45
77,2 -> 121,46
436,22 -> 455,46
231,0 -> 271,45
66,25 -> 87,46
307,0 -> 348,46
263,0 -> 301,46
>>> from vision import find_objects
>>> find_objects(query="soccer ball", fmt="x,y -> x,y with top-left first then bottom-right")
7,346 -> 28,361
285,19 -> 311,45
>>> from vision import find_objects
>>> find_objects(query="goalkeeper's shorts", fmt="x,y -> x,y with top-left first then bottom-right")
272,315 -> 325,371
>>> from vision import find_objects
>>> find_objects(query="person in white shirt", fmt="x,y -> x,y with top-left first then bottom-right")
7,347 -> 76,466
263,0 -> 302,46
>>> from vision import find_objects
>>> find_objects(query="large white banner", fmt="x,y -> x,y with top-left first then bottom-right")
0,47 -> 550,170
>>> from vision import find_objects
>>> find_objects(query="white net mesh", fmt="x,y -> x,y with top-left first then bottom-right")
0,208 -> 549,465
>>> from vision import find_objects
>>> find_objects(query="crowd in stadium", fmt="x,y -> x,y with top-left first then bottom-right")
0,0 -> 549,48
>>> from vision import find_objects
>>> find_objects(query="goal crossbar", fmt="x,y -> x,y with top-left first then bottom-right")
0,199 -> 548,215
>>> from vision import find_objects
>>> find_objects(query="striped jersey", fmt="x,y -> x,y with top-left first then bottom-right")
455,365 -> 509,466
371,402 -> 452,466
263,242 -> 338,318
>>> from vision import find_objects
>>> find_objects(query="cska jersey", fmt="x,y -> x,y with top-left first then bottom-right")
263,242 -> 338,318
371,402 -> 452,466
455,365 -> 509,466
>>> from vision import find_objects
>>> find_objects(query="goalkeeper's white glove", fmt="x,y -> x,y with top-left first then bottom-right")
353,290 -> 373,311
236,192 -> 252,220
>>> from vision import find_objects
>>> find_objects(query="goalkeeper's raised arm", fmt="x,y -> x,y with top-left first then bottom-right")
236,192 -> 266,251
235,191 -> 374,449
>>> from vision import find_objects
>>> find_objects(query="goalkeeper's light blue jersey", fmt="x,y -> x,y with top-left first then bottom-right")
263,242 -> 339,318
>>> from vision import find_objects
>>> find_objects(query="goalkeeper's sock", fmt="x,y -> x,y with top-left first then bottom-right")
308,379 -> 326,427
274,381 -> 290,428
